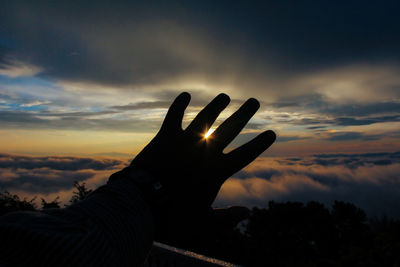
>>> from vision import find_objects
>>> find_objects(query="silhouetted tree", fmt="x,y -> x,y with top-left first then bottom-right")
41,196 -> 61,209
0,191 -> 36,216
68,181 -> 93,205
2,184 -> 400,266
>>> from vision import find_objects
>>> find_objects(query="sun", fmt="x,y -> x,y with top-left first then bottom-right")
204,128 -> 215,139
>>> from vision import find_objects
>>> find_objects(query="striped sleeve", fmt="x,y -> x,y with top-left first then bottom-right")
0,178 -> 155,267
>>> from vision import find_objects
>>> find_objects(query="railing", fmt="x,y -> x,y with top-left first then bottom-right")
144,242 -> 240,266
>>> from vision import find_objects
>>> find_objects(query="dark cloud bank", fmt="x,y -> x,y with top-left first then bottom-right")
270,93 -> 400,129
1,1 -> 400,87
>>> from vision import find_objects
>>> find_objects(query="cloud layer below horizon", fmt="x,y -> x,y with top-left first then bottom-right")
216,152 -> 400,218
1,152 -> 400,218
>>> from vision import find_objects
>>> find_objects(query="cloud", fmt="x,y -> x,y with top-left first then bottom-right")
215,152 -> 400,218
289,116 -> 400,127
276,135 -> 310,143
307,126 -> 327,130
0,90 -> 263,133
2,152 -> 400,218
109,92 -> 245,111
38,110 -> 118,118
0,154 -> 125,171
0,168 -> 96,193
315,151 -> 400,159
334,116 -> 400,126
0,60 -> 43,78
0,110 -> 162,132
110,101 -> 172,111
324,102 -> 400,117
325,131 -> 381,141
280,151 -> 400,169
269,92 -> 400,126
1,1 -> 400,100
0,154 -> 127,196
20,100 -> 51,107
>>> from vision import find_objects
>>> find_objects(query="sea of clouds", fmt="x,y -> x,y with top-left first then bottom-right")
1,152 -> 400,218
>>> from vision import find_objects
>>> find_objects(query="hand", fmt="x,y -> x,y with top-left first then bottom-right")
112,92 -> 275,240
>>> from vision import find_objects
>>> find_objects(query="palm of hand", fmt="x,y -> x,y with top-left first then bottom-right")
132,129 -> 223,209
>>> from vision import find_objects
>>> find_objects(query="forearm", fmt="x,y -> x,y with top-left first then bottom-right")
0,178 -> 154,267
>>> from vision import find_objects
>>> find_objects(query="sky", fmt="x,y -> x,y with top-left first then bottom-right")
1,1 -> 400,217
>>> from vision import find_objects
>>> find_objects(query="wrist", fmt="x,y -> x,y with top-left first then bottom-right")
108,167 -> 169,231
110,167 -> 167,202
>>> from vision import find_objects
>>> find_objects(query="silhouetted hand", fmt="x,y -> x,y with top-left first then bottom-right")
111,92 -> 275,240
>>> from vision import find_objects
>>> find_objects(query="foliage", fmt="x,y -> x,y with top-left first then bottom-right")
1,183 -> 400,266
41,196 -> 61,210
68,181 -> 93,205
0,191 -> 36,216
168,201 -> 400,266
0,181 -> 91,215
